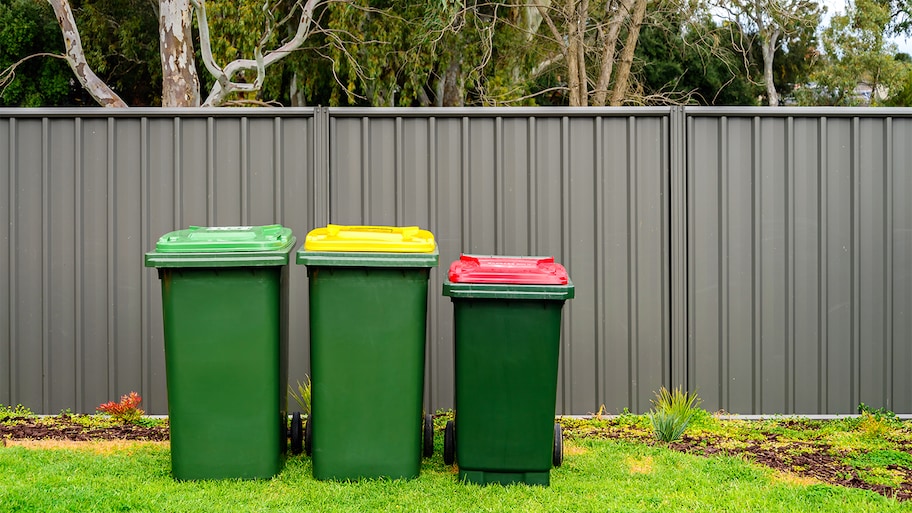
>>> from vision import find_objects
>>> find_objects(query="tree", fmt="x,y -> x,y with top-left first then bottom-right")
799,0 -> 909,105
32,0 -> 327,107
0,0 -> 90,106
714,0 -> 822,106
636,10 -> 761,105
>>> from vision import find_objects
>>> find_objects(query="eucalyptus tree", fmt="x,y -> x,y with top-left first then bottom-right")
35,0 -> 328,106
800,0 -> 908,105
713,0 -> 823,106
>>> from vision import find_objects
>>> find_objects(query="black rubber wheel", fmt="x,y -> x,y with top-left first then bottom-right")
423,414 -> 434,458
304,415 -> 313,456
289,412 -> 303,455
443,420 -> 456,465
552,423 -> 563,467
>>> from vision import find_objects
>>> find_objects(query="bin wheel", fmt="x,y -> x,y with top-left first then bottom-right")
552,423 -> 563,467
304,415 -> 313,456
290,412 -> 303,455
423,414 -> 434,458
443,420 -> 456,465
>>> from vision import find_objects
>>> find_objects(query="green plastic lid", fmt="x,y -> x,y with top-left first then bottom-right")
145,224 -> 297,268
442,280 -> 574,301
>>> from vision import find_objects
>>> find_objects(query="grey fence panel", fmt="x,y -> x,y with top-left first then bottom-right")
686,108 -> 912,414
1,109 -> 317,415
326,108 -> 672,415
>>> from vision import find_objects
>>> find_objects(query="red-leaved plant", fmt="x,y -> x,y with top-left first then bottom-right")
97,391 -> 144,424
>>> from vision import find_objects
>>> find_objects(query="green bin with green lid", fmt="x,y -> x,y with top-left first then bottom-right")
442,254 -> 574,486
296,224 -> 437,481
144,224 -> 296,480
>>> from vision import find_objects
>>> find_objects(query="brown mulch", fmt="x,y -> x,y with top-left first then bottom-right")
1,414 -> 169,443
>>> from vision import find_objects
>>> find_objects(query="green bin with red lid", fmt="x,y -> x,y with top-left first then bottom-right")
442,254 -> 574,486
144,224 -> 296,480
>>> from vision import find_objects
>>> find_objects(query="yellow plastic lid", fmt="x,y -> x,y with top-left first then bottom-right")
303,224 -> 436,253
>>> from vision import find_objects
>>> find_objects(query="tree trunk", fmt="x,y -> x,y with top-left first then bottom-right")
159,0 -> 200,107
609,0 -> 647,106
761,32 -> 780,106
47,0 -> 127,107
592,0 -> 634,106
442,57 -> 464,107
566,1 -> 586,106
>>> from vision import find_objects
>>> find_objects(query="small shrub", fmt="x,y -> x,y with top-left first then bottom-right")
288,376 -> 311,416
97,392 -> 144,424
648,386 -> 702,443
0,404 -> 33,421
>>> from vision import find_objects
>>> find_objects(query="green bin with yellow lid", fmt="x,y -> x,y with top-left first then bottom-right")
296,225 -> 438,481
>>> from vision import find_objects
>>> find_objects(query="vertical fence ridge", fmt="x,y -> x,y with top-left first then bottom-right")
106,118 -> 116,402
885,117 -> 894,410
74,118 -> 84,413
560,115 -> 572,412
819,116 -> 829,412
786,116 -> 796,414
41,117 -> 50,413
7,118 -> 17,406
594,117 -> 605,408
852,117 -> 861,410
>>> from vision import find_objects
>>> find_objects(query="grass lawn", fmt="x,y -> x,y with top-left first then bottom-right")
2,426 -> 911,513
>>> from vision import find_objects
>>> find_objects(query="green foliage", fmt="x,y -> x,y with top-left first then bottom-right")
857,403 -> 900,422
0,403 -> 33,421
0,0 -> 80,106
636,12 -> 760,105
288,376 -> 311,416
799,0 -> 909,106
75,0 -> 161,105
648,386 -> 702,442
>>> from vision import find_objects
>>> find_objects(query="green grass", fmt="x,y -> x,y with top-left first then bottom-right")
2,434 -> 910,512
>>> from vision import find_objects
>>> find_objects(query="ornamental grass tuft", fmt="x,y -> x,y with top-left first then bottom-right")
648,386 -> 702,443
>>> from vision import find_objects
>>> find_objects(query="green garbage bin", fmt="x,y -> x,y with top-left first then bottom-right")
442,254 -> 574,486
296,224 -> 437,481
144,224 -> 296,480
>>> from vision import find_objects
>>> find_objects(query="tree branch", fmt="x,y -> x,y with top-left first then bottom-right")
47,0 -> 128,107
202,0 -> 327,106
0,53 -> 67,97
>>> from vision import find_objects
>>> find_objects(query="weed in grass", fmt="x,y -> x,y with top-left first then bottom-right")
648,387 -> 702,443
289,376 -> 311,416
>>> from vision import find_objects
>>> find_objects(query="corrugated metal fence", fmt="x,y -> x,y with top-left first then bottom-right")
1,107 -> 910,415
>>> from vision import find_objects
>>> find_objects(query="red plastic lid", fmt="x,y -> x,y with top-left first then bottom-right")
447,255 -> 569,285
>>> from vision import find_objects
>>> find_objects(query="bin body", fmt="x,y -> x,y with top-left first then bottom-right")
145,225 -> 295,480
443,255 -> 573,486
297,225 -> 437,481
